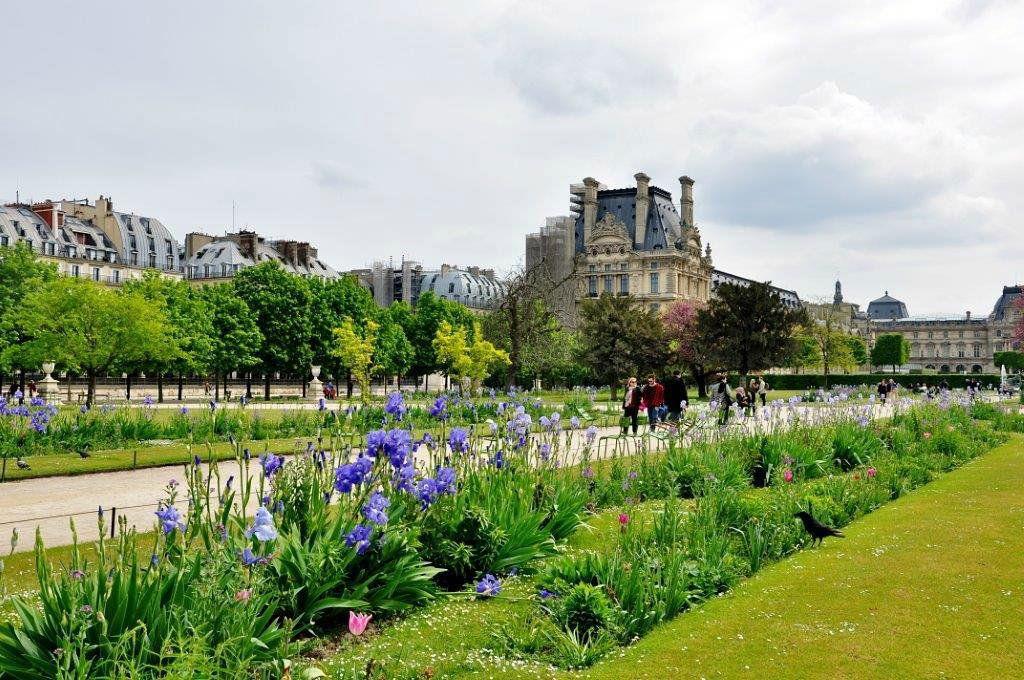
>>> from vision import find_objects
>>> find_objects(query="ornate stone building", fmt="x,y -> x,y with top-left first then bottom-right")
526,172 -> 799,323
348,260 -> 506,311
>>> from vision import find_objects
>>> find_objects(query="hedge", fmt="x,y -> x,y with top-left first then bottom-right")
752,373 -> 1000,390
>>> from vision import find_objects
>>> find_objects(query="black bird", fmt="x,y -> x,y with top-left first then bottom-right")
78,445 -> 91,459
793,508 -> 844,546
16,458 -> 31,470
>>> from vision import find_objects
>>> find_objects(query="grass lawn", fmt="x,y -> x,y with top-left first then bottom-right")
316,435 -> 1024,679
580,435 -> 1024,679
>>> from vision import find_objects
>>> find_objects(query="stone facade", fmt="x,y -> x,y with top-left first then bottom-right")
182,230 -> 338,283
349,260 -> 506,311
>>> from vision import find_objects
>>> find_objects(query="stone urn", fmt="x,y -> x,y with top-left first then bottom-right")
37,361 -> 61,404
308,364 -> 323,402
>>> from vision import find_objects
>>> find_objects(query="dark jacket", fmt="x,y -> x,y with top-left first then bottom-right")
622,386 -> 642,412
663,376 -> 688,410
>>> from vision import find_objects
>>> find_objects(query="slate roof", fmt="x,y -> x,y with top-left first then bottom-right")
574,186 -> 682,253
867,292 -> 909,320
991,285 -> 1022,321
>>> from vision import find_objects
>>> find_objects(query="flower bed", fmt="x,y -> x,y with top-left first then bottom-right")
0,394 -> 1003,678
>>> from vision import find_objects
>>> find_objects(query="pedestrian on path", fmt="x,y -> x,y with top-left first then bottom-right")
642,374 -> 666,431
663,370 -> 688,422
715,373 -> 734,425
621,377 -> 642,436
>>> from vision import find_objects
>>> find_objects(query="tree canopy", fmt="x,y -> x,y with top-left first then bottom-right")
577,294 -> 668,398
870,333 -> 910,373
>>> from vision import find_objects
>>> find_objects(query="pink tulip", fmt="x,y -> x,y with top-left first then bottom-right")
867,466 -> 877,478
783,468 -> 793,483
923,432 -> 932,439
234,589 -> 251,603
349,611 -> 372,636
618,513 -> 630,531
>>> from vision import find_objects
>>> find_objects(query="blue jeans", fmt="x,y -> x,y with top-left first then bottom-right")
647,405 -> 664,428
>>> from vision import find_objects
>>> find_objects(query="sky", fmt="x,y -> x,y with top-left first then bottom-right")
2,0 -> 1021,315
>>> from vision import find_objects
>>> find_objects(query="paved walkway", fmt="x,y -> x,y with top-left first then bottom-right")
0,399 -> 909,553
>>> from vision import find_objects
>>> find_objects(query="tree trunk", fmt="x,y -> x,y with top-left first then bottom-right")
87,370 -> 97,407
302,374 -> 307,398
423,373 -> 428,392
346,370 -> 353,398
18,369 -> 25,403
126,374 -> 132,401
177,373 -> 184,401
264,372 -> 271,400
246,372 -> 253,399
157,373 -> 164,402
214,373 -> 220,401
223,372 -> 229,398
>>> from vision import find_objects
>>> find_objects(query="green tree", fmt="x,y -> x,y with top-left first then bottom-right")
993,350 -> 1024,373
698,282 -> 808,382
233,262 -> 312,399
373,309 -> 414,383
433,320 -> 509,393
577,294 -> 668,400
846,335 -> 869,367
124,271 -> 214,401
870,333 -> 910,373
401,292 -> 475,389
12,278 -> 173,406
804,304 -> 854,387
481,296 -> 566,388
0,242 -> 57,394
331,318 -> 377,405
199,283 -> 264,401
308,275 -> 377,391
787,332 -> 821,375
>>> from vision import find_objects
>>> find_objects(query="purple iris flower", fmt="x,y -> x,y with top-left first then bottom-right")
240,547 -> 267,567
428,395 -> 448,419
245,506 -> 278,541
154,505 -> 185,535
414,478 -> 439,508
362,492 -> 390,526
448,427 -> 470,454
345,524 -> 373,555
586,425 -> 599,443
260,453 -> 284,477
475,574 -> 501,597
435,466 -> 456,495
333,455 -> 374,493
366,429 -> 387,456
384,392 -> 407,420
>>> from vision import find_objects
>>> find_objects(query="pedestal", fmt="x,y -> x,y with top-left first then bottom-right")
37,362 -> 61,405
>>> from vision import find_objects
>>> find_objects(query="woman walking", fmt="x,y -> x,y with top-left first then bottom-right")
621,377 -> 642,436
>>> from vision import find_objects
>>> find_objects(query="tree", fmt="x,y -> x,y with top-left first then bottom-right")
846,335 -> 869,367
993,350 -> 1024,373
786,332 -> 820,375
400,291 -> 475,389
0,242 -> 57,395
870,333 -> 910,373
233,262 -> 312,399
373,309 -> 414,383
12,278 -> 173,406
124,271 -> 214,401
199,283 -> 263,401
308,275 -> 377,390
433,320 -> 509,393
577,294 -> 669,400
331,318 -> 377,405
803,302 -> 854,387
698,281 -> 809,382
662,300 -> 718,397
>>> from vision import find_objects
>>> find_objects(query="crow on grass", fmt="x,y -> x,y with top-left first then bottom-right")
793,503 -> 843,546
16,458 -> 31,470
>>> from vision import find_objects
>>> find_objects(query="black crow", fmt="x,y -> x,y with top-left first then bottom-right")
16,458 -> 31,470
78,445 -> 91,459
793,509 -> 843,546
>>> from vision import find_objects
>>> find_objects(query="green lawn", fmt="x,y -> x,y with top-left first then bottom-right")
316,435 -> 1024,679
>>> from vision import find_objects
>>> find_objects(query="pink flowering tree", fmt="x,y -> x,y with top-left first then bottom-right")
662,300 -> 715,398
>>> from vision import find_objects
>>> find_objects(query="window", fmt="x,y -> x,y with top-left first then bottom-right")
604,263 -> 612,272
620,262 -> 628,270
129,235 -> 137,250
67,246 -> 77,258
130,252 -> 138,266
148,253 -> 156,268
46,242 -> 55,255
619,274 -> 629,294
649,261 -> 659,269
71,264 -> 80,277
0,235 -> 7,246
588,276 -> 597,296
973,343 -> 981,358
147,238 -> 155,252
113,270 -> 120,284
588,264 -> 596,272
222,263 -> 229,277
650,272 -> 659,294
165,240 -> 173,255
448,282 -> 455,294
92,267 -> 100,281
204,265 -> 211,278
603,275 -> 613,293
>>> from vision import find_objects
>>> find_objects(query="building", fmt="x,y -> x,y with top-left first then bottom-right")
803,280 -> 870,335
349,260 -> 506,311
1,197 -> 181,285
182,230 -> 338,283
804,284 -> 1022,374
525,172 -> 800,323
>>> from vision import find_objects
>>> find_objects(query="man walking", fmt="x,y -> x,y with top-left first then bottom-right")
642,374 -> 665,431
714,373 -> 734,425
663,370 -> 689,422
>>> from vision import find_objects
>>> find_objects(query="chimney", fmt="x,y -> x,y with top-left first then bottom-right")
679,176 -> 694,227
966,310 -> 971,320
95,195 -> 113,216
582,177 -> 600,245
634,172 -> 650,249
185,232 -> 215,258
238,231 -> 258,260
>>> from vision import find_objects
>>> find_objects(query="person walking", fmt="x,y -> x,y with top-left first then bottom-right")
621,377 -> 642,436
663,370 -> 688,422
757,376 -> 769,407
714,373 -> 734,425
747,376 -> 762,414
877,379 -> 889,404
642,374 -> 666,431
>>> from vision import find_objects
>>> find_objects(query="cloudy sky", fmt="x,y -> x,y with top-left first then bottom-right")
3,0 -> 1021,314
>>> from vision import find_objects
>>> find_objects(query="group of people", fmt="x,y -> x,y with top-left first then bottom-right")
620,372 -> 771,433
619,371 -> 690,435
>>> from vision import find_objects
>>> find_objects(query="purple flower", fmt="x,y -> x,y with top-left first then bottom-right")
240,547 -> 267,567
334,455 -> 374,493
362,492 -> 390,526
539,443 -> 551,461
366,429 -> 387,456
260,453 -> 284,477
154,505 -> 185,535
179,406 -> 189,415
492,450 -> 505,469
448,427 -> 470,454
143,395 -> 154,406
428,396 -> 448,419
384,429 -> 413,467
569,416 -> 580,430
475,574 -> 501,598
582,467 -> 595,479
318,397 -> 327,412
80,404 -> 89,414
245,507 -> 278,541
414,478 -> 439,508
384,392 -> 407,420
393,461 -> 416,493
586,426 -> 598,443
346,524 -> 373,555
538,588 -> 557,600
435,466 -> 456,495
